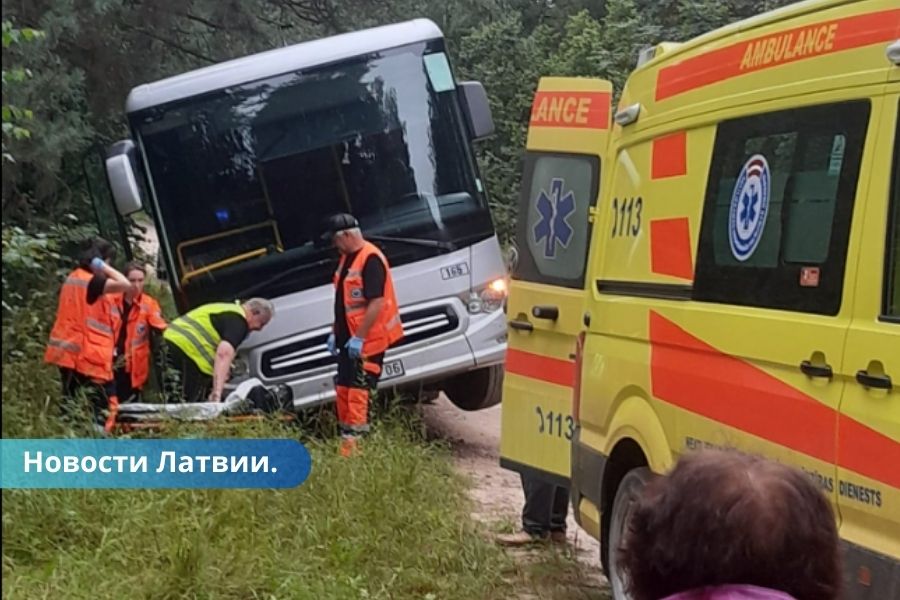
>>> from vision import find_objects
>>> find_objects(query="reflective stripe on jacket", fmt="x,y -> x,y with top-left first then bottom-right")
117,293 -> 167,389
162,302 -> 245,375
44,268 -> 120,382
333,241 -> 403,356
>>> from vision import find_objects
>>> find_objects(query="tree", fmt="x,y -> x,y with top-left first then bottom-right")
457,15 -> 546,241
0,0 -> 807,247
1,20 -> 44,164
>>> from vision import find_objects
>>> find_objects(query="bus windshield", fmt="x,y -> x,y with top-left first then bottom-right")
132,40 -> 494,306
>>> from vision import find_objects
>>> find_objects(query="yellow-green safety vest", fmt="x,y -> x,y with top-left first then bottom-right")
163,302 -> 245,375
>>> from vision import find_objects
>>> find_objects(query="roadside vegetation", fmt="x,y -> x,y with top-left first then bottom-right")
1,294 -> 598,599
3,3 -> 802,598
2,306 -> 500,600
2,255 -> 615,599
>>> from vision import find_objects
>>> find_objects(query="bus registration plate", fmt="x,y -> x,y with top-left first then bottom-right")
382,360 -> 405,380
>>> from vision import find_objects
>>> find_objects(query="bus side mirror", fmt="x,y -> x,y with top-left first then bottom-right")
459,81 -> 495,141
105,139 -> 144,216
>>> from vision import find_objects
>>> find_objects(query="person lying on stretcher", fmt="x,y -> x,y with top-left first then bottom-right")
114,378 -> 294,428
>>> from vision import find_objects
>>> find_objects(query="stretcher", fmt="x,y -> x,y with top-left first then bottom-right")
114,378 -> 296,432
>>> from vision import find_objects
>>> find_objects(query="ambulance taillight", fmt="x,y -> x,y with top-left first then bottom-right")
572,331 -> 586,423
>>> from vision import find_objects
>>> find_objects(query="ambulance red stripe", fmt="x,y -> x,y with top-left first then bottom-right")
505,348 -> 575,388
650,217 -> 694,280
651,131 -> 688,179
656,9 -> 900,101
649,311 -> 900,489
529,91 -> 611,130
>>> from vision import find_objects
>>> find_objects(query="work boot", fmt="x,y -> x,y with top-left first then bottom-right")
340,437 -> 359,458
549,530 -> 567,545
495,530 -> 547,547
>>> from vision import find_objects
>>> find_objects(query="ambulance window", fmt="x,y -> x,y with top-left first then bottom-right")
513,152 -> 599,288
884,103 -> 900,322
694,101 -> 871,315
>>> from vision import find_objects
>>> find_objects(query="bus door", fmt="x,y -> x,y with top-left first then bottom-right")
500,77 -> 612,483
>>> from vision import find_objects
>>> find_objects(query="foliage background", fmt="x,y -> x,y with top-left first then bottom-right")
1,4 -> 800,596
1,0 -> 799,373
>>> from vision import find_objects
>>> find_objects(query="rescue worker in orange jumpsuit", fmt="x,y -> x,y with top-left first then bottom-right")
113,262 -> 167,403
44,237 -> 133,432
324,213 -> 404,457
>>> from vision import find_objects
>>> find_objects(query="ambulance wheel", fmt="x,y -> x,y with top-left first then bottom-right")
443,365 -> 503,411
607,466 -> 652,600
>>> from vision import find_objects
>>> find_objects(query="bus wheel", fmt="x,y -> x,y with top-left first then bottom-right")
442,365 -> 503,411
607,466 -> 652,600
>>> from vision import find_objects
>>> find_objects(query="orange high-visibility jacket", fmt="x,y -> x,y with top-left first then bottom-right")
115,293 -> 167,390
44,268 -> 121,382
333,241 -> 403,356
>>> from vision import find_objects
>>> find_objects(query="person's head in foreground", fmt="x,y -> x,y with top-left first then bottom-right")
618,448 -> 841,600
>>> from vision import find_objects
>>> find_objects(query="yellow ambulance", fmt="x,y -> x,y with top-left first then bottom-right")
500,0 -> 900,598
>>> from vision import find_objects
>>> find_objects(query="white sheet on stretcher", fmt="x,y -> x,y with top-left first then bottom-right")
116,379 -> 266,422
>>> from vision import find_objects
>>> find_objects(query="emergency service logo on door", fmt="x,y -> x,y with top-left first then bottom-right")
729,154 -> 770,262
532,178 -> 576,260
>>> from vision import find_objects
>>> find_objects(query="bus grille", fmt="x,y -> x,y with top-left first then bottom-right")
260,304 -> 460,379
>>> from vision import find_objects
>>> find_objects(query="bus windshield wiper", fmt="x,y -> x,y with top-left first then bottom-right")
366,234 -> 456,252
235,258 -> 332,298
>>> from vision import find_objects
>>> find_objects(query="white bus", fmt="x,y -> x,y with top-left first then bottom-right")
104,19 -> 508,411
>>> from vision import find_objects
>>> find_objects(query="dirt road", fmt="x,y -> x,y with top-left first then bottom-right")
421,395 -> 608,597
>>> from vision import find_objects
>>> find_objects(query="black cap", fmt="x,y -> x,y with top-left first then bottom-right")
321,213 -> 359,238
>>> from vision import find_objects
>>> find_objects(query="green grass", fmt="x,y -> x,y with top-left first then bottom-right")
2,416 -> 515,600
2,302 -> 606,600
1,317 -> 514,599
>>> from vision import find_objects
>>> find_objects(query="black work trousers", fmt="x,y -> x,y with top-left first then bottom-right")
521,473 -> 570,536
114,367 -> 136,403
162,341 -> 211,403
58,367 -> 116,427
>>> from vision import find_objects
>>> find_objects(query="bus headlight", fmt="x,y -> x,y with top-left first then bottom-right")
475,278 -> 507,313
230,356 -> 250,378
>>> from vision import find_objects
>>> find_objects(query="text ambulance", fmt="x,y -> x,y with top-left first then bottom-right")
500,1 -> 900,598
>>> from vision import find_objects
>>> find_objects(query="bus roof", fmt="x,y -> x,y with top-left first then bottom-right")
125,18 -> 443,114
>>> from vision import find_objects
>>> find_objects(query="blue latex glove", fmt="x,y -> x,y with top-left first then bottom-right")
326,332 -> 338,356
345,336 -> 364,359
90,257 -> 106,272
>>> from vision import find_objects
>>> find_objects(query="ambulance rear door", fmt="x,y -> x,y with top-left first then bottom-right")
500,77 -> 612,483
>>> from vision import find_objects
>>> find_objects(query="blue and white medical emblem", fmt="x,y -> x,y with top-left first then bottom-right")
533,178 -> 576,259
729,154 -> 770,262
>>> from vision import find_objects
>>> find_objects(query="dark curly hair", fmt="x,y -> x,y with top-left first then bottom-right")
77,237 -> 117,270
618,448 -> 841,600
